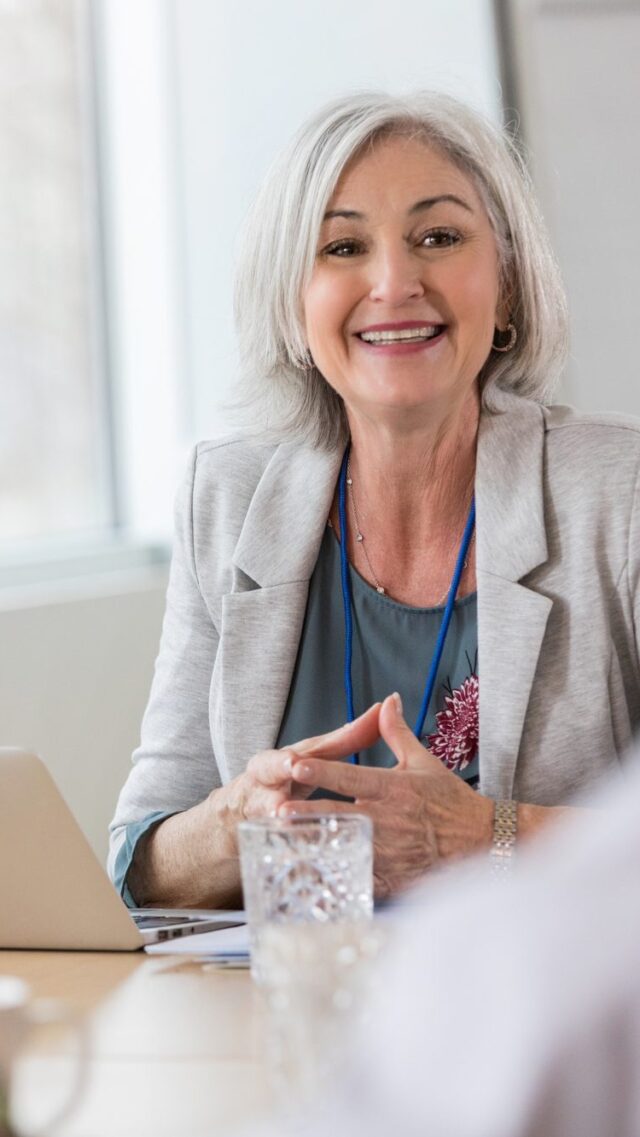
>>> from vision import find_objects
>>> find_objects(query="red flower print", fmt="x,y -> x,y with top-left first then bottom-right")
426,674 -> 479,772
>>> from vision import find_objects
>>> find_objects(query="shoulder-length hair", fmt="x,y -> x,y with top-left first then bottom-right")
233,90 -> 569,450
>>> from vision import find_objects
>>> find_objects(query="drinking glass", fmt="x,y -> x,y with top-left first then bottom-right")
238,814 -> 378,1105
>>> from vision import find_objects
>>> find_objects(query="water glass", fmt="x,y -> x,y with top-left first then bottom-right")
238,813 -> 377,1105
238,813 -> 373,960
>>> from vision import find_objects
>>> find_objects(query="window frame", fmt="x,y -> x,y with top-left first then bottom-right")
0,0 -> 187,588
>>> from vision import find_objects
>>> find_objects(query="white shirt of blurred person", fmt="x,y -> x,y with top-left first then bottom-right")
247,751 -> 640,1137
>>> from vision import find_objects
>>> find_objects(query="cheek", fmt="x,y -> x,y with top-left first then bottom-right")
466,260 -> 502,320
450,273 -> 500,332
304,274 -> 353,341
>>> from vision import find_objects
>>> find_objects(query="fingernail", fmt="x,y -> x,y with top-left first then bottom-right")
280,806 -> 298,818
293,763 -> 312,781
392,692 -> 403,716
282,755 -> 293,776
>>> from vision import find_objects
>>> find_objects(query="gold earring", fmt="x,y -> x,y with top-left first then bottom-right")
492,322 -> 517,353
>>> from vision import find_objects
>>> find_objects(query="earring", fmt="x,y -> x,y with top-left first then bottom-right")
492,322 -> 517,353
299,349 -> 315,371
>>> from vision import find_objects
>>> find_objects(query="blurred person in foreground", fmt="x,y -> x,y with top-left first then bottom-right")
109,90 -> 640,908
245,719 -> 640,1137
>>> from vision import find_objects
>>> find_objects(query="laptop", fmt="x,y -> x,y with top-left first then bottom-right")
0,749 -> 244,951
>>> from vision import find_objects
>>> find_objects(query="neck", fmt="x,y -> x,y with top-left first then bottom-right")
346,389 -> 479,539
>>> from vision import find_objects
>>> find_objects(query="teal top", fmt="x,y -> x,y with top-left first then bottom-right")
277,525 -> 479,782
114,524 -> 479,903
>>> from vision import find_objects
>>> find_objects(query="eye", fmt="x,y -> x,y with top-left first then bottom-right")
321,238 -> 363,258
420,227 -> 461,249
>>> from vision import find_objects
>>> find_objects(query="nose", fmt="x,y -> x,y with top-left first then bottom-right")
367,243 -> 425,306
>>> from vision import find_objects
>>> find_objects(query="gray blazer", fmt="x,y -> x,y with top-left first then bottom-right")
109,391 -> 640,869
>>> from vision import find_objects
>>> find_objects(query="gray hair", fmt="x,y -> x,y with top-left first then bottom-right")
233,90 -> 569,450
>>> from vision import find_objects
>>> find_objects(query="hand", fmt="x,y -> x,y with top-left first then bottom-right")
279,693 -> 494,898
211,702 -> 383,832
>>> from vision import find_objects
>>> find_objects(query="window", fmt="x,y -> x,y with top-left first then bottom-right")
0,0 -> 186,589
0,0 -> 113,549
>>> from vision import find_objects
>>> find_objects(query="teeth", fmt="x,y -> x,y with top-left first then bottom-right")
359,326 -> 442,343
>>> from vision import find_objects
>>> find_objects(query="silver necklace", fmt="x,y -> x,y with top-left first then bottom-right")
346,459 -> 386,594
345,458 -> 473,605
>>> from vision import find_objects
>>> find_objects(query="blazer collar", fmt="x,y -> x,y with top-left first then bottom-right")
232,440 -> 343,587
475,390 -> 548,582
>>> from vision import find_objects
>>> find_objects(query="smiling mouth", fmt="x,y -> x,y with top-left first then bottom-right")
357,325 -> 445,344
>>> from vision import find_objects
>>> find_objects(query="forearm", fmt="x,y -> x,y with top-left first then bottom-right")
127,790 -> 243,909
464,795 -> 587,860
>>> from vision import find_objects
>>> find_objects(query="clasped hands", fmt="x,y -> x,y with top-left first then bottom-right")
232,694 -> 493,898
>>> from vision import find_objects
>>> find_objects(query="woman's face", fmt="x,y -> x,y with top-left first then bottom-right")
303,135 -> 508,423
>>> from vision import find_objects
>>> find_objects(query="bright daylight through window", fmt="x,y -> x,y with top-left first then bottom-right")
0,0 -> 111,551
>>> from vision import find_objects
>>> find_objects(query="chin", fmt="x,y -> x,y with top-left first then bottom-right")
368,382 -> 451,408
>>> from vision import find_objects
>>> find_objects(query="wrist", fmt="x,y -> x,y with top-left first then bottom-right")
474,793 -> 496,852
489,798 -> 518,875
201,786 -> 245,905
206,783 -> 242,859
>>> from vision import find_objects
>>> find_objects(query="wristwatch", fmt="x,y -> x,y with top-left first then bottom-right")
490,799 -> 518,875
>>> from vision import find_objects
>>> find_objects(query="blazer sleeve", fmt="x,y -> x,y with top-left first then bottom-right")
108,446 -> 221,882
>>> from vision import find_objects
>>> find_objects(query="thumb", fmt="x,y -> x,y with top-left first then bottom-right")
293,701 -> 382,760
380,693 -> 433,771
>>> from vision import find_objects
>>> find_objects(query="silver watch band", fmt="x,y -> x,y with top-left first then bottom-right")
490,799 -> 518,875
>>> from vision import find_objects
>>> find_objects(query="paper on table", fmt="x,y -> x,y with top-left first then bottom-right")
145,918 -> 249,957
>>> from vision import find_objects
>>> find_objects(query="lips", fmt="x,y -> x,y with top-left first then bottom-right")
358,325 -> 444,344
353,319 -> 447,344
354,325 -> 447,355
355,320 -> 444,333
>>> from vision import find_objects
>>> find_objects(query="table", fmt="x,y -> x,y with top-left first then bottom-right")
0,949 -> 275,1137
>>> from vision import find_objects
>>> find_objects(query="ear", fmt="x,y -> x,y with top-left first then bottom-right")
495,271 -> 515,332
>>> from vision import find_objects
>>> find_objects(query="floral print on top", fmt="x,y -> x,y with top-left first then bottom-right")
425,653 -> 479,788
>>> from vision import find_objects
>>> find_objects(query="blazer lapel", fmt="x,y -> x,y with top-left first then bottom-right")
211,442 -> 342,781
476,393 -> 553,798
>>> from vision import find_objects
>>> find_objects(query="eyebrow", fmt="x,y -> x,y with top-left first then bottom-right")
322,194 -> 474,222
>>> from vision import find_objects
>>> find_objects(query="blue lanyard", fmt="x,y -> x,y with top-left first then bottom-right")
338,446 -> 476,764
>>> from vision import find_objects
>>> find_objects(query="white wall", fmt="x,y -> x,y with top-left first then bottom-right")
0,571 -> 167,863
170,0 -> 502,438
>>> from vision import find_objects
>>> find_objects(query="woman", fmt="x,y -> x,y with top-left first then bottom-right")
109,91 -> 640,906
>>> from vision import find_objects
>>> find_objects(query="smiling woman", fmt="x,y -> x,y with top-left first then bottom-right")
109,91 -> 640,909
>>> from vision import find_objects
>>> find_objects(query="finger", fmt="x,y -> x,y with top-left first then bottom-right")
239,782 -> 293,820
379,693 -> 436,771
247,748 -> 297,789
291,702 -> 382,761
277,799 -> 363,818
290,754 -> 387,800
